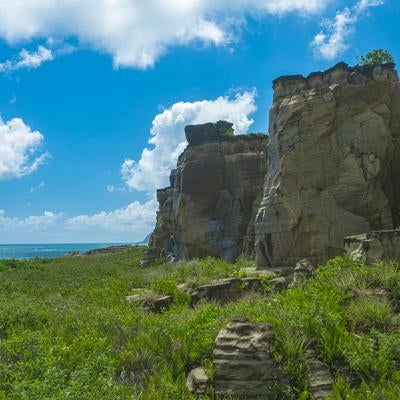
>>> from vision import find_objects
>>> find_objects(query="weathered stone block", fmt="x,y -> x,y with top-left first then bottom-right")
344,230 -> 400,263
186,367 -> 210,395
213,317 -> 280,399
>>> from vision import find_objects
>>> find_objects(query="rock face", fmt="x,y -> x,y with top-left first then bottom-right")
149,121 -> 268,262
344,230 -> 400,263
213,317 -> 279,398
146,62 -> 400,268
255,62 -> 400,267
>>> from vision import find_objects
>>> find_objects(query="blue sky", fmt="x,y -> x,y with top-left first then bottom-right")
0,0 -> 398,244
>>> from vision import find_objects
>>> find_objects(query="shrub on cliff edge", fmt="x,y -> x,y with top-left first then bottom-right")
358,49 -> 394,66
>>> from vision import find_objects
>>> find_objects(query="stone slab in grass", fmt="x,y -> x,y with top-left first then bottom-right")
126,289 -> 173,312
213,317 -> 280,399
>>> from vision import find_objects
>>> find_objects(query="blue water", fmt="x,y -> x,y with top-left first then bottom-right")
0,243 -> 133,260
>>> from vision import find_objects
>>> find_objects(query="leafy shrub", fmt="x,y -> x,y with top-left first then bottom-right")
358,49 -> 394,66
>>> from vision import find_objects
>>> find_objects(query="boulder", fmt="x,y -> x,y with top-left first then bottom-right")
186,367 -> 210,395
344,230 -> 400,263
291,259 -> 315,286
126,289 -> 173,312
180,277 -> 264,305
269,276 -> 291,291
213,317 -> 280,399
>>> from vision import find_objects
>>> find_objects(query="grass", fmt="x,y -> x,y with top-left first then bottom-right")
0,250 -> 400,399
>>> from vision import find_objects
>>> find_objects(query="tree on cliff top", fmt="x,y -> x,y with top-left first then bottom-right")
359,49 -> 394,66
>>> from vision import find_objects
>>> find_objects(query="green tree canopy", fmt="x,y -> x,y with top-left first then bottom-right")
359,49 -> 394,66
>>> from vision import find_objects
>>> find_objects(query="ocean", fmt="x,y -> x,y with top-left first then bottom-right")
0,243 -> 134,260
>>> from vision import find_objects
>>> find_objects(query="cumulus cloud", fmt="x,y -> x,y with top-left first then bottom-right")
0,45 -> 54,72
311,0 -> 385,60
65,199 -> 157,233
0,0 -> 332,68
0,117 -> 49,180
0,200 -> 156,242
121,91 -> 257,192
0,209 -> 63,231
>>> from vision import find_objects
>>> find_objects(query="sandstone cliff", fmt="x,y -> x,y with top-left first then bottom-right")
147,62 -> 400,268
255,62 -> 400,267
148,121 -> 268,262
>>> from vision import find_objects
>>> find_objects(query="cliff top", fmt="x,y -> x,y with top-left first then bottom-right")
185,120 -> 267,146
273,62 -> 396,85
272,62 -> 398,98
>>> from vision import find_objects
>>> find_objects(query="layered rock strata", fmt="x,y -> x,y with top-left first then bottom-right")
146,62 -> 400,268
255,62 -> 400,267
213,318 -> 279,398
306,353 -> 334,400
149,121 -> 268,262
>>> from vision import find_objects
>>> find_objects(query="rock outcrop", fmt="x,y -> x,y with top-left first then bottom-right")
126,289 -> 173,312
178,277 -> 263,305
213,317 -> 279,398
306,356 -> 334,400
146,62 -> 400,268
148,121 -> 267,262
255,62 -> 400,267
344,230 -> 400,263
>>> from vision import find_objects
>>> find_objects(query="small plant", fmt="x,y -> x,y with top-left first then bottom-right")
224,129 -> 235,138
358,49 -> 394,66
346,296 -> 393,332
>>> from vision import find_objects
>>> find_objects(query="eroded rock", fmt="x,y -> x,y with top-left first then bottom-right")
146,122 -> 268,263
306,355 -> 334,400
344,230 -> 400,263
256,62 -> 400,268
213,317 -> 280,399
186,367 -> 210,396
180,277 -> 264,306
291,259 -> 315,286
126,289 -> 173,312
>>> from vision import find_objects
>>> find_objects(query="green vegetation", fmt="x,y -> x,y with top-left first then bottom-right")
0,250 -> 400,399
223,128 -> 235,138
358,49 -> 394,66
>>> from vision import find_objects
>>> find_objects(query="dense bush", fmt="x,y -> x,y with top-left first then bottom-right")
358,49 -> 394,66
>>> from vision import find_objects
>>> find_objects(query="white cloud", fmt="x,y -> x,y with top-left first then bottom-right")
0,200 -> 156,242
122,91 -> 257,192
0,0 -> 332,69
0,45 -> 54,72
355,0 -> 384,12
0,117 -> 49,180
311,0 -> 385,60
29,180 -> 46,193
65,199 -> 157,233
0,209 -> 63,232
